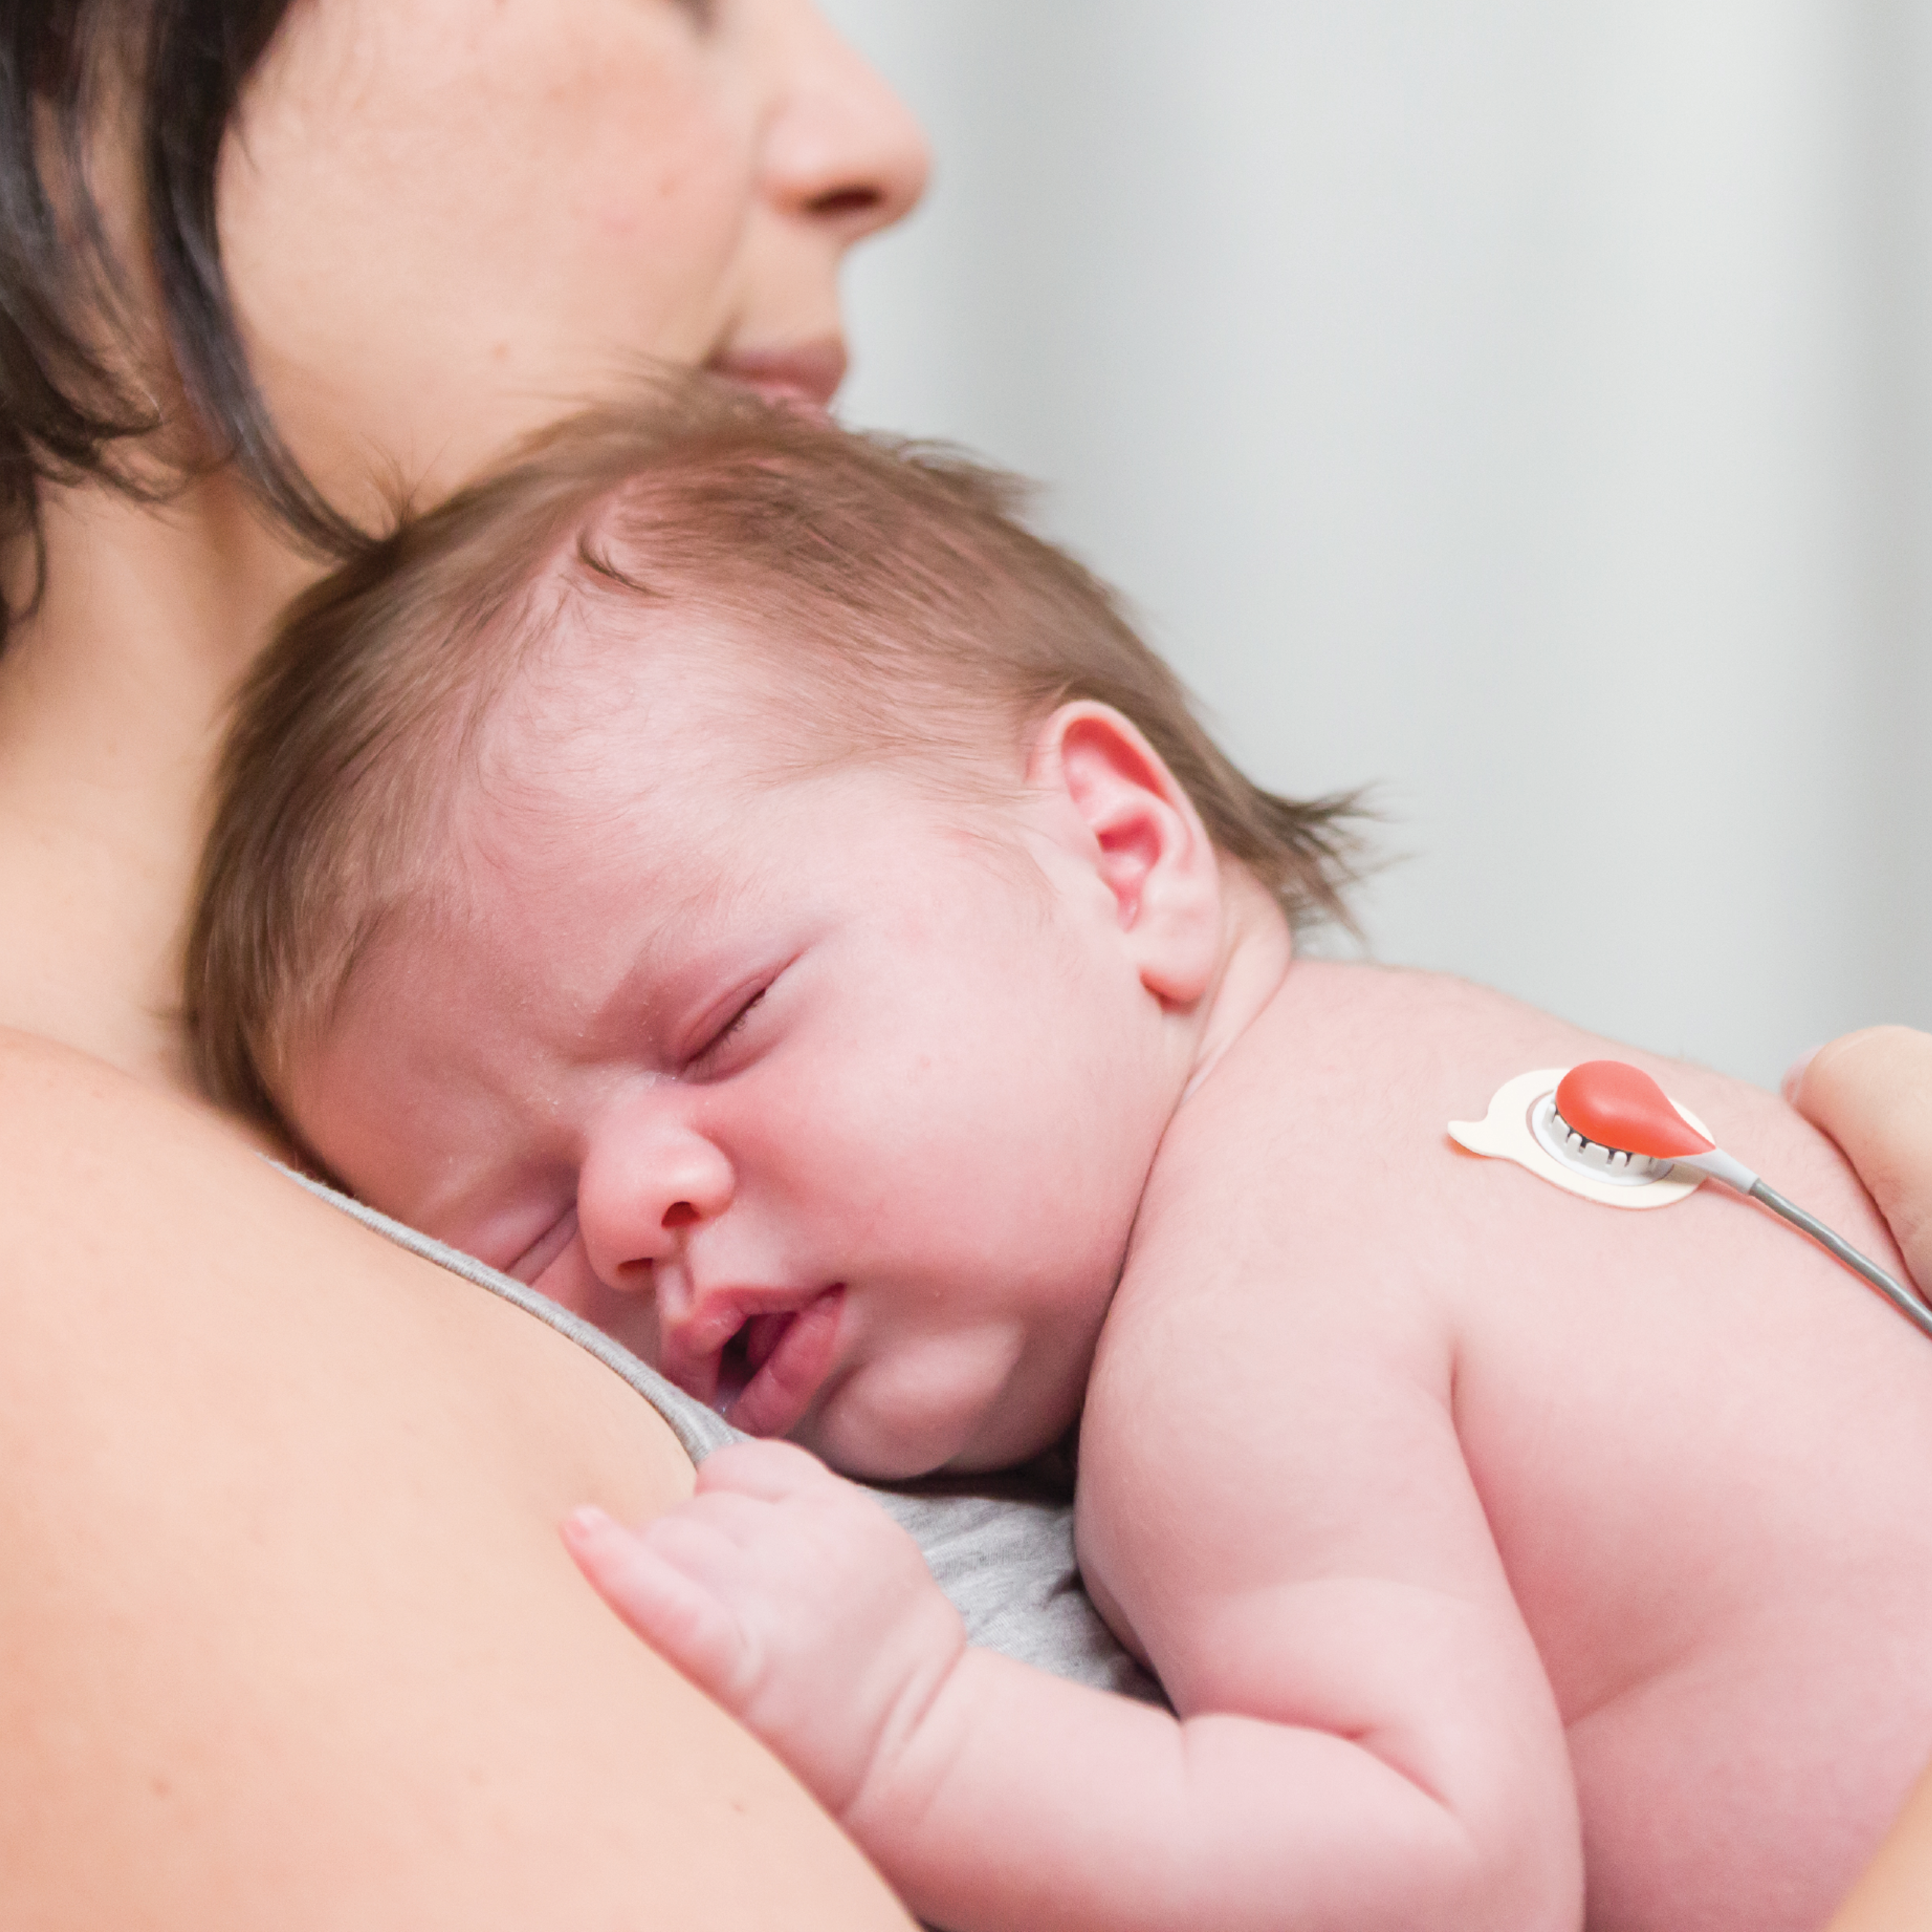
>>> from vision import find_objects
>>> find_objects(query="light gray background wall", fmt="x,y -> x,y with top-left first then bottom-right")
821,0 -> 1932,1087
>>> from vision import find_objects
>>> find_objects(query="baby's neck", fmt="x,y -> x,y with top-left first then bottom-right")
1178,863 -> 1296,1104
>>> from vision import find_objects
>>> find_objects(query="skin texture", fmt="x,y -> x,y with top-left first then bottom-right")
295,624 -> 1932,1932
0,3 -> 927,1924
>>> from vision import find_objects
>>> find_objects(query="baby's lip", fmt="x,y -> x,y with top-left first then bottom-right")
659,1282 -> 845,1430
723,1287 -> 846,1440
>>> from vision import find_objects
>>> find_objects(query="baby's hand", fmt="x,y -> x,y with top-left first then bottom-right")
563,1439 -> 967,1823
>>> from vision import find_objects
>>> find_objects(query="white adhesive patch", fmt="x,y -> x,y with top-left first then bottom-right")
1448,1068 -> 1711,1211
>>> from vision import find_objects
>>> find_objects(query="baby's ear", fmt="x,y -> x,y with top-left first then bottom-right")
1027,702 -> 1222,1007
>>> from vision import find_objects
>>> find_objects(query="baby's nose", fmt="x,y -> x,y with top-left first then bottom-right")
576,1111 -> 735,1288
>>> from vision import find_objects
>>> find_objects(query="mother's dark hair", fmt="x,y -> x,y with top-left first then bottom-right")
0,0 -> 362,647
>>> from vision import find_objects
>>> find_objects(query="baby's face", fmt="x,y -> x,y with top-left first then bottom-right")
292,638 -> 1189,1478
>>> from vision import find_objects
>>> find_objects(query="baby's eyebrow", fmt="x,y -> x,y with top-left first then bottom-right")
583,947 -> 677,1042
577,867 -> 769,1045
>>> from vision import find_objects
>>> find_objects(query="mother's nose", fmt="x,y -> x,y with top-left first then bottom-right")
764,3 -> 931,241
575,1103 -> 735,1288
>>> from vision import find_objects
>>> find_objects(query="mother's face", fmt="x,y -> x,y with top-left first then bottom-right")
219,0 -> 927,511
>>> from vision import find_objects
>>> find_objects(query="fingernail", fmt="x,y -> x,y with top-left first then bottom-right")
564,1504 -> 614,1542
1781,1045 -> 1822,1106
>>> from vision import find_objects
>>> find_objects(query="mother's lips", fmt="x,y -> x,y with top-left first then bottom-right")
705,338 -> 849,411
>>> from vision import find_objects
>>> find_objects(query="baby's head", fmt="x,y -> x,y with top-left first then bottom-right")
190,381 -> 1358,1478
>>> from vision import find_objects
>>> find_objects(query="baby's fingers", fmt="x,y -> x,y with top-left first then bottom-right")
697,1436 -> 841,1503
562,1504 -> 756,1707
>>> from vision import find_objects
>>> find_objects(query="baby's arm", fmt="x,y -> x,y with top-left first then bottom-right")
569,1415 -> 1581,1932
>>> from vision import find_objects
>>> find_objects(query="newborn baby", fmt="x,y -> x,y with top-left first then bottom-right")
190,386 -> 1932,1932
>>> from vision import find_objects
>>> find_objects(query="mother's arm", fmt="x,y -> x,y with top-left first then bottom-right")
0,1030 -> 911,1930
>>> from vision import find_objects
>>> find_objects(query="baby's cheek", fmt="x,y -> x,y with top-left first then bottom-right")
813,1330 -> 1072,1483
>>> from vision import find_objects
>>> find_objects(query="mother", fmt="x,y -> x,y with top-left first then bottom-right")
0,2 -> 932,1923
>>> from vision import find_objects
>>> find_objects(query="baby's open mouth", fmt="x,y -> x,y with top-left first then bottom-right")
714,1311 -> 797,1411
708,1288 -> 846,1439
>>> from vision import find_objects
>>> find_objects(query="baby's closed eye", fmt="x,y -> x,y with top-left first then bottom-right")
687,986 -> 769,1071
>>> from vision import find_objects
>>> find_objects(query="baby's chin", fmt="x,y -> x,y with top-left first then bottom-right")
799,1377 -> 1077,1485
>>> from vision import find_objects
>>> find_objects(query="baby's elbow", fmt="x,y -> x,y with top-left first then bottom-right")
1397,1783 -> 1583,1932
1467,1825 -> 1585,1932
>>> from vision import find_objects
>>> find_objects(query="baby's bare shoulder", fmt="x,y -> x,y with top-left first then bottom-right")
1131,962 -> 1592,1275
1097,954 -> 1925,1578
1084,966 -> 1533,1569
1142,958 -> 1886,1281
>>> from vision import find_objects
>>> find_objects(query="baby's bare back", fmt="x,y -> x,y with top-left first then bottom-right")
1082,961 -> 1932,1932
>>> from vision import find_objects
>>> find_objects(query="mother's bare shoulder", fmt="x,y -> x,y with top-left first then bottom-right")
0,1024 -> 689,1507
0,1027 -> 912,1932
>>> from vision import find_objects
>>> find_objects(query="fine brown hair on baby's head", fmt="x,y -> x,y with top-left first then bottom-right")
186,375 -> 1365,1141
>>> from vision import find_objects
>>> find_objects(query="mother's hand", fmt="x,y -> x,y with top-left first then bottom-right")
1787,1027 -> 1932,1294
1791,1028 -> 1932,1931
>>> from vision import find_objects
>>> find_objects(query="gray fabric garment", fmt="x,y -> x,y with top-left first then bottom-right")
285,1167 -> 1164,1707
